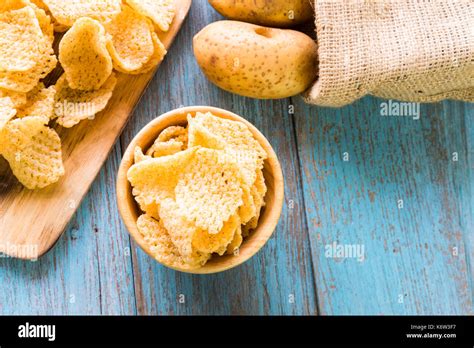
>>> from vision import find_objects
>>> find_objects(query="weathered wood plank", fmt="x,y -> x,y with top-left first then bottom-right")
294,96 -> 473,314
120,1 -> 318,315
0,145 -> 137,315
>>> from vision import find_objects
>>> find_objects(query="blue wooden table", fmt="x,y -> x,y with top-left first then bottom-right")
0,2 -> 472,315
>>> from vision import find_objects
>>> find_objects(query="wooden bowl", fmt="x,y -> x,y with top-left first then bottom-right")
117,106 -> 284,274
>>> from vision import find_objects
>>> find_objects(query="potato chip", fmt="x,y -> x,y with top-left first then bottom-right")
126,0 -> 175,32
0,89 -> 27,108
0,97 -> 16,130
116,31 -> 167,75
0,0 -> 28,13
0,42 -> 57,93
54,73 -> 117,128
131,149 -> 160,220
226,225 -> 243,254
30,2 -> 54,45
0,115 -> 48,152
105,5 -> 156,73
1,123 -> 64,189
192,214 -> 240,255
28,0 -> 48,11
42,0 -> 121,27
146,139 -> 184,158
158,198 -> 212,267
157,125 -> 188,145
128,147 -> 198,207
16,83 -> 56,119
0,6 -> 45,72
174,148 -> 245,234
59,17 -> 113,91
238,182 -> 256,225
243,169 -> 267,236
137,214 -> 205,270
129,113 -> 269,269
188,112 -> 267,188
134,146 -> 151,163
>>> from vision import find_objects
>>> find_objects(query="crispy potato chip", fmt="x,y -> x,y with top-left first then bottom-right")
157,125 -> 188,145
1,123 -> 64,189
54,73 -> 117,128
238,182 -> 256,225
146,139 -> 184,158
137,214 -> 205,270
192,214 -> 240,255
16,83 -> 56,119
129,147 -> 245,235
0,115 -> 48,152
30,2 -> 54,45
0,97 -> 16,130
0,0 -> 30,13
128,147 -> 198,207
243,169 -> 267,236
188,112 -> 267,188
226,225 -> 243,254
0,42 -> 56,93
158,198 -> 212,267
0,6 -> 45,72
59,17 -> 112,91
134,146 -> 152,163
105,5 -> 155,73
28,0 -> 48,11
43,0 -> 121,27
126,0 -> 175,32
0,89 -> 27,108
174,148 -> 245,234
116,31 -> 167,75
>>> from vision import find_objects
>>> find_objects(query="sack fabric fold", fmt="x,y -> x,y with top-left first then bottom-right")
305,0 -> 474,107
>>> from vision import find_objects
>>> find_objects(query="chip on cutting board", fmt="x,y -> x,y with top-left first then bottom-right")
0,0 -> 171,190
42,0 -> 121,27
105,5 -> 156,73
0,115 -> 64,189
126,0 -> 175,32
0,97 -> 16,130
0,41 -> 57,93
127,112 -> 268,270
0,6 -> 44,72
54,73 -> 117,128
59,17 -> 112,91
16,83 -> 56,119
1,125 -> 64,189
119,32 -> 167,75
0,115 -> 48,151
0,89 -> 27,108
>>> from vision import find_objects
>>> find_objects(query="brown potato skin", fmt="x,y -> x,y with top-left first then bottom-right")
193,21 -> 318,99
208,0 -> 314,27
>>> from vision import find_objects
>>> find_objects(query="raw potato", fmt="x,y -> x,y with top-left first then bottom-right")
208,0 -> 313,27
193,20 -> 318,99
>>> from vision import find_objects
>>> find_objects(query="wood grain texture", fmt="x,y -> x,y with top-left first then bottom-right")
293,97 -> 473,315
0,0 -> 192,259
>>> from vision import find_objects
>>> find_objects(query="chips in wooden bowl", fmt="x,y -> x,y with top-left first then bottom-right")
117,106 -> 284,274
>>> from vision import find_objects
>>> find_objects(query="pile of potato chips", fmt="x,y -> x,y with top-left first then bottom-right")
128,112 -> 268,270
0,0 -> 174,189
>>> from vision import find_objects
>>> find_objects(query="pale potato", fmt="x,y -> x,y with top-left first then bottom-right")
208,0 -> 314,27
193,20 -> 318,99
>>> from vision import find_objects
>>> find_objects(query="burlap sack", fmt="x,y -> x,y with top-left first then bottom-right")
305,0 -> 474,107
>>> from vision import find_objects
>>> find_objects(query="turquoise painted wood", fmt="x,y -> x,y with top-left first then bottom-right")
0,1 -> 471,315
293,98 -> 473,315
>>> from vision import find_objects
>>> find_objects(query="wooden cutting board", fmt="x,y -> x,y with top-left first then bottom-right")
0,0 -> 192,260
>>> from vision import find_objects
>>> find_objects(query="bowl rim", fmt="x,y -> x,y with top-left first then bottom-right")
116,106 -> 284,274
